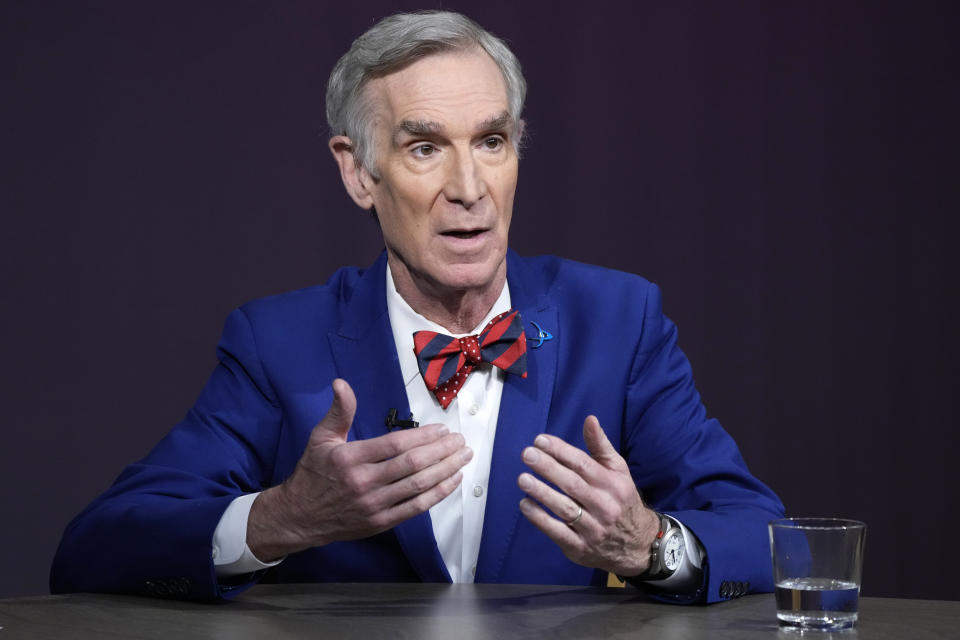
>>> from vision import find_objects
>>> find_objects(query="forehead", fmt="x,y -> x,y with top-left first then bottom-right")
366,49 -> 510,132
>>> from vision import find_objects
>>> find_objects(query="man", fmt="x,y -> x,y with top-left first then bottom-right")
51,11 -> 783,603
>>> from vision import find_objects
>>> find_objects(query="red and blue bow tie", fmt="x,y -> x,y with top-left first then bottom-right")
413,309 -> 527,409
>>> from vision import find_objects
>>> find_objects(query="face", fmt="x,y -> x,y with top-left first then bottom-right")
354,49 -> 519,301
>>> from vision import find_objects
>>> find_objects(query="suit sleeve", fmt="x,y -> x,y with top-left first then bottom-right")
622,283 -> 785,603
50,308 -> 284,600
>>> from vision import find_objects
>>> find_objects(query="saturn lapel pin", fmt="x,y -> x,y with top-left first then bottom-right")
528,321 -> 554,349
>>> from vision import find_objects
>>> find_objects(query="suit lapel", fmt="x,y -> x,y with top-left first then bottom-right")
327,252 -> 451,582
475,252 -> 559,582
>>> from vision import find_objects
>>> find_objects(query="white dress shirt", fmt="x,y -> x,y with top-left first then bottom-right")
384,264 -> 511,582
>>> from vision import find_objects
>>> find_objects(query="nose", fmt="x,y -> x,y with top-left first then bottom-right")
442,147 -> 486,209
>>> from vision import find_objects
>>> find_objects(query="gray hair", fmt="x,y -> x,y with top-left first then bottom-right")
325,10 -> 527,177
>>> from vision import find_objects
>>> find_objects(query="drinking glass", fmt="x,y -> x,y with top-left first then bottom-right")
769,518 -> 867,631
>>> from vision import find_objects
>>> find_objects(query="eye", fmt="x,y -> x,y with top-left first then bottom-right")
411,143 -> 436,158
482,136 -> 504,151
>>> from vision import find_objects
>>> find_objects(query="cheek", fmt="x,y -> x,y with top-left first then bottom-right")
375,179 -> 429,232
494,169 -> 518,225
393,175 -> 444,219
493,157 -> 519,195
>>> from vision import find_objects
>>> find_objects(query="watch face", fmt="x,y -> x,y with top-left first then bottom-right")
662,530 -> 685,571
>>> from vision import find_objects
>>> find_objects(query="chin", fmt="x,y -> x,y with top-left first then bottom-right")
434,259 -> 504,293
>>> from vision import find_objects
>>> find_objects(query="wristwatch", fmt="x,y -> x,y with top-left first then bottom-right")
620,512 -> 706,601
633,512 -> 686,581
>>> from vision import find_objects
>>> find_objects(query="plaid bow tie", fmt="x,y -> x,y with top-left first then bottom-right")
413,310 -> 527,409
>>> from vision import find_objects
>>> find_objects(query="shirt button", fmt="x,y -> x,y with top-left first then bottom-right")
473,485 -> 484,497
469,404 -> 480,415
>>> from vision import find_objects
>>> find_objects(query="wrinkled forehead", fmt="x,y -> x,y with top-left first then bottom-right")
363,49 -> 510,133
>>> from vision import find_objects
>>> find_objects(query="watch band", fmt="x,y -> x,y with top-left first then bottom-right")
616,512 -> 671,583
636,512 -> 676,581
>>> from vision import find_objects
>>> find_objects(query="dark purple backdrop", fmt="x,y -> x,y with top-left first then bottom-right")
3,1 -> 958,600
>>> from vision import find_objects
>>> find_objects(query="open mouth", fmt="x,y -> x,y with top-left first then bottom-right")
441,229 -> 485,239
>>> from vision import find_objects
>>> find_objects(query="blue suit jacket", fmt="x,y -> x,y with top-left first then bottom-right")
51,251 -> 784,602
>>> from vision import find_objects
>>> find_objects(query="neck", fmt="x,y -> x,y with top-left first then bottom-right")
388,258 -> 506,334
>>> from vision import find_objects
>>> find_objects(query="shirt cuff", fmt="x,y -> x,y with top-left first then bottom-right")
212,493 -> 284,578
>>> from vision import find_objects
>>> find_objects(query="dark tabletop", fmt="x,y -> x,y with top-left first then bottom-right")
0,583 -> 957,639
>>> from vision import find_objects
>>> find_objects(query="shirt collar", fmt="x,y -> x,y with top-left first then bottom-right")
386,263 -> 512,387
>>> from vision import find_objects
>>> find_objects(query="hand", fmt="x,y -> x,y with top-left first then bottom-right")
517,415 -> 660,577
248,379 -> 472,561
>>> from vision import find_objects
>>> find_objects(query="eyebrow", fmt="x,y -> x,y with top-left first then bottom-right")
391,111 -> 514,148
392,120 -> 442,148
477,111 -> 513,133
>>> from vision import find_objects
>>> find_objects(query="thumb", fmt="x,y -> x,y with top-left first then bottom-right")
313,378 -> 357,443
583,415 -> 627,471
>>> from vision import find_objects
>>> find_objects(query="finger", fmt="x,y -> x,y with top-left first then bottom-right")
378,444 -> 474,506
518,497 -> 583,554
310,378 -> 357,443
582,416 -> 629,472
522,439 -> 599,505
375,432 -> 470,485
348,423 -> 451,464
380,469 -> 465,527
530,434 -> 615,487
517,472 -> 599,538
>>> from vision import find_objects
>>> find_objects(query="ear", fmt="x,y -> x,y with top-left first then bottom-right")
329,136 -> 375,210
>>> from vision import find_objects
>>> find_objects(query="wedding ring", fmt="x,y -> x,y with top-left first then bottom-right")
565,505 -> 583,527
